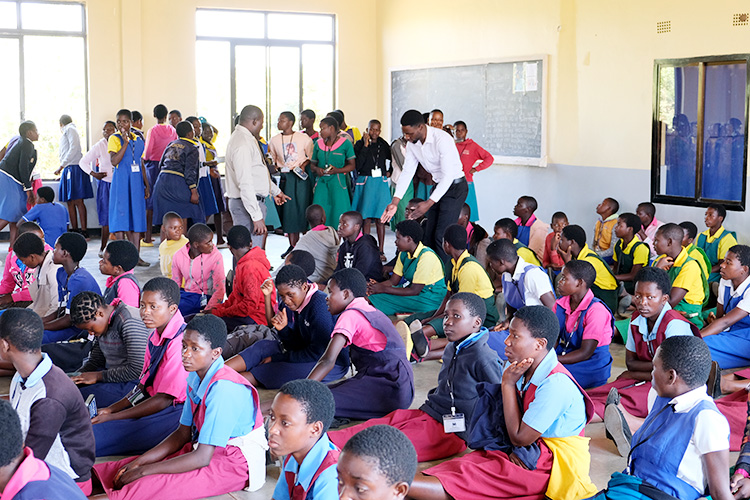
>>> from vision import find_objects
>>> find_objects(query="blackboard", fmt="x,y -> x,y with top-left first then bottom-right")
391,57 -> 547,166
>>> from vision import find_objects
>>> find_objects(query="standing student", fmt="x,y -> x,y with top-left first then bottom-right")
100,240 -> 141,308
0,121 -> 38,246
0,222 -> 48,310
295,204 -> 341,285
335,210 -> 383,282
79,120 -> 117,252
14,231 -> 60,319
543,211 -> 568,276
636,201 -> 663,258
334,109 -> 362,142
454,120 -> 494,222
54,114 -> 91,238
697,203 -> 738,285
382,110 -> 467,264
269,111 -> 314,254
158,212 -> 188,280
185,116 -> 219,222
20,186 -> 68,248
142,104 -> 178,246
388,135 -> 411,228
171,223 -> 225,316
311,116 -> 356,229
300,108 -> 319,140
352,119 -> 392,259
513,196 -> 549,258
592,197 -> 619,263
131,111 -> 145,141
200,122 -> 226,246
168,109 -> 182,127
612,212 -> 649,295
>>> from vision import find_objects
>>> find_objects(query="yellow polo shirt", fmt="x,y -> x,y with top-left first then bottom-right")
612,235 -> 650,267
654,247 -> 704,305
450,251 -> 494,299
393,242 -> 445,285
699,226 -> 737,263
577,244 -> 617,291
107,131 -> 139,154
513,239 -> 542,266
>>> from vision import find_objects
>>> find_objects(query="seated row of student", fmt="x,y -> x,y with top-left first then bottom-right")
40,231 -> 101,344
698,203 -> 737,285
0,399 -> 88,499
457,203 -> 492,267
158,212 -> 188,280
0,308 -> 95,495
651,222 -> 708,328
226,264 -> 348,389
330,292 -> 503,462
596,335 -> 733,500
0,222 -> 50,311
67,291 -> 148,407
368,219 -> 446,316
19,186 -> 68,248
335,210 -> 383,283
407,305 -> 598,500
403,225 -> 499,362
542,211 -> 567,276
87,278 -> 188,457
592,197 -> 619,264
100,239 -> 141,308
493,217 -> 542,266
170,223 -> 225,317
512,195 -> 549,258
635,201 -> 663,258
293,204 -> 341,285
91,315 -> 267,500
611,212 -> 649,295
554,259 -> 615,390
559,224 -> 619,313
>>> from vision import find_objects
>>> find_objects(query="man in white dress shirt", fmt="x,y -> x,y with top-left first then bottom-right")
382,109 -> 468,262
225,104 -> 290,247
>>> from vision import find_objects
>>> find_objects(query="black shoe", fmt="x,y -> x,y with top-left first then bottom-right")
606,387 -> 621,406
280,245 -> 294,259
329,417 -> 351,429
604,402 -> 632,457
136,258 -> 150,267
707,360 -> 722,399
80,229 -> 90,240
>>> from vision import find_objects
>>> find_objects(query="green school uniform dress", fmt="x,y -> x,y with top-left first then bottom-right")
312,137 -> 355,228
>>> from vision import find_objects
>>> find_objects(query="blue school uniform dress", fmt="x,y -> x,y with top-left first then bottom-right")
273,434 -> 340,500
108,132 -> 147,233
3,447 -> 87,500
197,141 -> 219,218
22,202 -> 69,247
703,276 -> 750,369
0,136 -> 35,222
43,267 -> 101,344
153,138 -> 205,223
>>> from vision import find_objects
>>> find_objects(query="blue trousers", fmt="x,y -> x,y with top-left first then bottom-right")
93,403 -> 184,457
79,381 -> 137,408
488,330 -> 509,361
178,290 -> 203,317
42,327 -> 80,344
704,329 -> 750,369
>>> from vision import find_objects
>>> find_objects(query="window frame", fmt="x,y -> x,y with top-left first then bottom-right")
195,8 -> 336,140
651,53 -> 750,210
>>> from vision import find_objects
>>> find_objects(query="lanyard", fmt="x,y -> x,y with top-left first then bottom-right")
281,133 -> 293,164
188,254 -> 206,295
626,402 -> 674,473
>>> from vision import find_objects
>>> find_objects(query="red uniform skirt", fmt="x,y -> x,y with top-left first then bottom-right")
587,378 -> 652,419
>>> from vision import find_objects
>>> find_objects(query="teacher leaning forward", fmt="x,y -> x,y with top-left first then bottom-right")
381,109 -> 468,263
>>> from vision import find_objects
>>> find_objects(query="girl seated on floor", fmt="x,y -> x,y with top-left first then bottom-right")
170,223 -> 225,317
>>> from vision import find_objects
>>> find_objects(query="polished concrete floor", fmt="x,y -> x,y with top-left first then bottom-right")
0,231 -> 733,499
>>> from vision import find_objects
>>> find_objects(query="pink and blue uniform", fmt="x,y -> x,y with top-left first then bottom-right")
102,270 -> 140,308
3,447 -> 87,500
273,434 -> 340,500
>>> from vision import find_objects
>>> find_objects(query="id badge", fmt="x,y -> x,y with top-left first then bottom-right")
372,168 -> 382,178
442,413 -> 466,433
200,294 -> 208,308
131,162 -> 140,173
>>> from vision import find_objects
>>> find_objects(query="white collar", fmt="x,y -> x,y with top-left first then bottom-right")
725,275 -> 750,298
669,385 -> 712,413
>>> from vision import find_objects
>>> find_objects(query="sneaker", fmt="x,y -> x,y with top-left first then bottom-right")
136,258 -> 150,267
396,321 -> 413,361
280,245 -> 294,259
140,239 -> 154,247
706,360 -> 722,399
604,402 -> 632,457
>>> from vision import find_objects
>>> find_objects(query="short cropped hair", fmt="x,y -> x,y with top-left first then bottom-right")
239,105 -> 262,124
287,250 -> 316,278
708,203 -> 727,220
278,379 -> 335,432
37,186 -> 55,203
342,425 -> 417,487
658,335 -> 711,389
341,211 -> 363,230
494,218 -> 518,239
486,238 -> 517,262
13,232 -> 44,258
104,120 -> 116,129
562,225 -> 586,248
454,120 -> 467,129
169,109 -> 182,119
518,195 -> 538,212
227,225 -> 252,249
679,221 -> 698,240
637,202 -> 656,218
407,198 -> 424,205
105,240 -> 139,271
142,277 -> 181,307
17,221 -> 41,236
619,213 -> 642,234
729,244 -> 750,268
59,114 -> 73,126
280,111 -> 295,125
276,264 -> 308,289
300,109 -> 316,121
132,110 -> 143,123
460,203 -> 471,218
57,231 -> 87,262
319,116 -> 339,129
187,314 -> 227,350
330,268 -> 367,298
396,219 -> 423,245
70,291 -> 105,326
513,305 -> 559,351
327,111 -> 344,128
175,121 -> 193,138
563,260 -> 596,289
116,109 -> 132,120
605,197 -> 620,213
443,224 -> 468,251
401,109 -> 426,127
449,292 -> 486,323
187,223 -> 213,244
634,267 -> 671,295
0,399 -> 23,468
19,121 -> 36,137
162,211 -> 182,224
0,308 -> 44,352
305,204 -> 325,226
655,223 -> 684,243
153,104 -> 168,120
185,116 -> 200,127
552,211 -> 568,224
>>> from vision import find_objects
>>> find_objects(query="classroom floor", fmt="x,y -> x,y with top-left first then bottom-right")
0,230 -> 737,499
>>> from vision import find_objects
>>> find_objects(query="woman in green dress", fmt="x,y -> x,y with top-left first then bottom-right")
311,116 -> 356,228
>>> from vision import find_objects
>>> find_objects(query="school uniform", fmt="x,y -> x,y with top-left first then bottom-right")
238,286 -> 348,388
159,235 -> 189,279
593,213 -> 619,262
171,245 -> 225,316
196,138 -> 220,218
327,297 -> 414,419
143,123 -> 179,211
312,137 -> 355,229
513,238 -> 542,266
0,247 -> 40,305
27,248 -> 60,318
153,138 -> 204,222
500,256 -> 554,311
79,136 -> 114,226
273,434 -> 340,500
686,243 -> 711,283
697,226 -> 738,283
58,122 -> 93,202
269,131 -> 314,234
587,304 -> 698,418
612,236 -> 649,294
423,349 -> 597,500
576,243 -> 619,313
10,353 -> 95,489
94,357 -> 268,499
456,138 -> 494,221
108,131 -> 147,233
0,136 -> 36,222
344,126 -> 362,142
22,202 -> 69,247
652,247 -> 707,327
352,137 -> 392,219
200,137 -> 226,216
515,214 -> 549,258
641,217 -> 663,259
329,328 -> 502,462
554,290 -> 614,389
92,311 -> 188,456
103,269 -> 140,308
335,232 -> 383,282
42,267 -> 101,344
295,225 -> 340,283
2,447 -> 88,500
703,275 -> 750,368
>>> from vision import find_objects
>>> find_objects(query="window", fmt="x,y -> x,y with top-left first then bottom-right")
195,8 -> 335,156
652,55 -> 750,209
0,1 -> 88,179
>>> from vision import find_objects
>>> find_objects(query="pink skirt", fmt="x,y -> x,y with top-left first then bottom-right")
587,378 -> 652,419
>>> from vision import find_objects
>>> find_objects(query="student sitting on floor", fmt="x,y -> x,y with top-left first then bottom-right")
69,291 -> 148,407
0,222 -> 48,311
9,228 -> 59,318
407,305 -> 598,500
368,220 -> 447,316
652,223 -> 708,328
208,225 -> 274,332
171,223 -> 225,317
403,225 -> 499,362
587,267 -> 698,426
612,212 -> 649,295
458,203 -> 492,267
554,260 -> 615,389
100,239 -> 141,308
493,217 -> 542,266
597,336 -> 732,500
329,292 -> 503,462
592,197 -> 619,264
543,211 -> 567,277
679,220 -> 711,282
159,212 -> 188,280
294,204 -> 341,285
269,379 -> 340,500
88,278 -> 188,457
636,201 -> 663,259
335,210 -> 383,282
42,231 -> 101,344
697,203 -> 737,286
0,308 -> 95,495
92,315 -> 268,499
559,224 -> 619,313
310,268 -> 414,419
0,399 -> 87,500
337,425 -> 417,500
20,186 -> 68,248
225,264 -> 348,389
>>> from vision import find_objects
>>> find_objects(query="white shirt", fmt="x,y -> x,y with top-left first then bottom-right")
224,124 -> 281,221
501,256 -> 553,306
394,126 -> 464,203
646,386 -> 729,493
59,122 -> 82,167
78,137 -> 114,183
717,275 -> 750,317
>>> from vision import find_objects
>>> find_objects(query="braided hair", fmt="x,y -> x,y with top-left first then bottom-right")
70,291 -> 106,326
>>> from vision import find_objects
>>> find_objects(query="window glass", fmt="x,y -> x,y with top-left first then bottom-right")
235,44 -> 267,126
0,38 -> 20,145
267,13 -> 333,41
302,44 -> 334,127
0,1 -> 18,29
196,9 -> 264,38
196,40 -> 230,166
268,46 -> 300,137
21,1 -> 82,32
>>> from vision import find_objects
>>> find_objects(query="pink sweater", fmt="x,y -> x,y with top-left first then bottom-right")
143,123 -> 178,161
0,244 -> 52,302
171,245 -> 226,309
